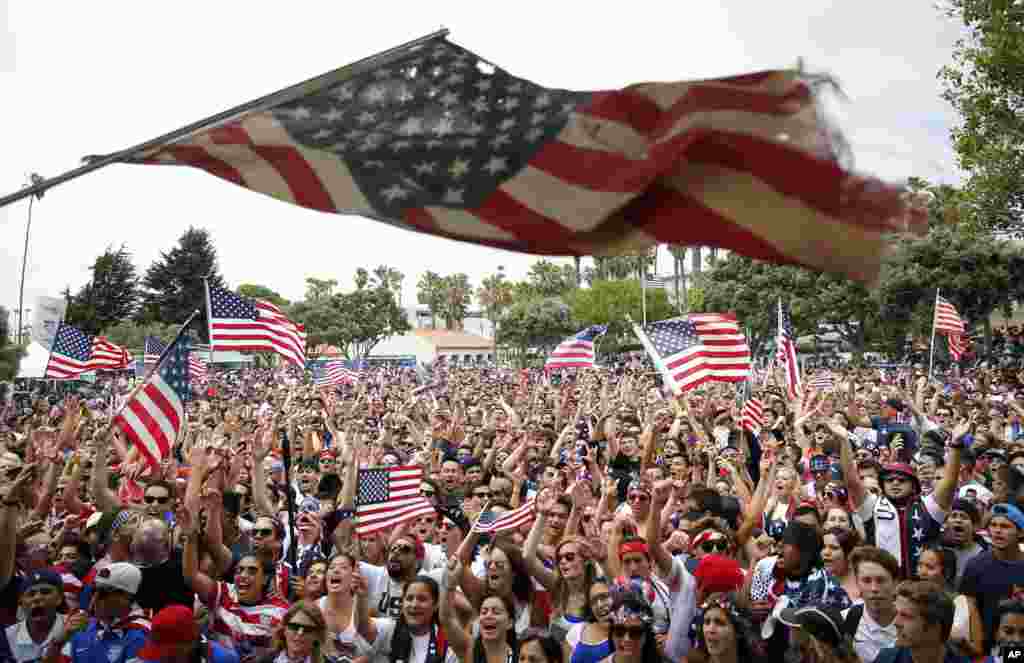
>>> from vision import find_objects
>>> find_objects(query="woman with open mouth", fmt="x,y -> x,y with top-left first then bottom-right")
688,592 -> 757,663
355,569 -> 457,663
319,553 -> 360,663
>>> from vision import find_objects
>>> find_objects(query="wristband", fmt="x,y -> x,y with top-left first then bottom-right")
336,508 -> 356,520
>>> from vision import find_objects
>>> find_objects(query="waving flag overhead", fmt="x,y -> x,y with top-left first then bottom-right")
474,498 -> 536,534
947,334 -> 969,361
314,360 -> 359,387
188,355 -> 208,383
123,36 -> 925,285
355,465 -> 435,535
545,325 -> 607,371
632,314 -> 751,394
46,323 -> 132,379
934,296 -> 965,335
143,336 -> 167,365
113,326 -> 192,469
776,300 -> 801,399
207,285 -> 307,367
741,397 -> 764,434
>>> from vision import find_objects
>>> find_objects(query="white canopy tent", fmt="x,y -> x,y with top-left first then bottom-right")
16,341 -> 52,378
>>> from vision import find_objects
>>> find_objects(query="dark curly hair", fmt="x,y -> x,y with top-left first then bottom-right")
688,592 -> 758,663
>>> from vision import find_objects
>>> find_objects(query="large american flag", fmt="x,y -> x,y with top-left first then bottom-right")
143,335 -> 167,364
314,360 -> 359,387
634,314 -> 751,393
208,286 -> 307,367
113,329 -> 192,469
544,325 -> 607,371
474,498 -> 536,534
124,37 -> 925,285
355,465 -> 435,535
934,295 -> 967,361
45,323 -> 132,379
776,300 -> 801,399
741,397 -> 764,434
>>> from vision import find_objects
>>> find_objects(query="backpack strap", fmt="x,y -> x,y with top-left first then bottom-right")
842,604 -> 864,639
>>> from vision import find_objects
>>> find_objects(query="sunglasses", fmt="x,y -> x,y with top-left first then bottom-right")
700,539 -> 729,554
286,622 -> 318,635
144,495 -> 170,505
252,528 -> 275,539
627,494 -> 650,503
558,551 -> 579,563
611,625 -> 646,640
472,492 -> 491,499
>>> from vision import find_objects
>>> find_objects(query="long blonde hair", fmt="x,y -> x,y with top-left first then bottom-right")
273,601 -> 326,663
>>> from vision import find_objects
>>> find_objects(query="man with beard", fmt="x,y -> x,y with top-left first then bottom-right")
832,419 -> 963,577
359,530 -> 444,618
1,571 -> 66,663
941,499 -> 985,584
960,503 -> 1024,654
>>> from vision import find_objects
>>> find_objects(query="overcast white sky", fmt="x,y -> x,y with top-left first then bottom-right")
0,1 -> 963,321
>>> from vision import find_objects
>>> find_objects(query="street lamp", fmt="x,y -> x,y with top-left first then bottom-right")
16,173 -> 45,346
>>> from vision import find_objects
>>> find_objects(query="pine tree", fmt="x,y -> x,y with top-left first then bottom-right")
137,227 -> 226,336
65,246 -> 140,334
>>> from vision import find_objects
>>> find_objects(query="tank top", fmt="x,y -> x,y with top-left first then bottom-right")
566,623 -> 612,663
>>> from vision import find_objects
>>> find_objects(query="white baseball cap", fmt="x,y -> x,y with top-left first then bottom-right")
95,562 -> 142,595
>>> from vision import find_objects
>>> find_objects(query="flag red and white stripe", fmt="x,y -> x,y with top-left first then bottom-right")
355,465 -> 435,535
808,372 -> 835,391
474,498 -> 536,534
741,398 -> 764,434
207,285 -> 307,368
947,334 -> 968,361
934,296 -> 965,335
544,325 -> 607,371
46,323 -> 133,379
126,39 -> 925,286
776,300 -> 801,399
189,355 -> 208,382
634,314 -> 752,394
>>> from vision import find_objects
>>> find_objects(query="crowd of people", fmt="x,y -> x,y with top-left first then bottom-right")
3,359 -> 1024,663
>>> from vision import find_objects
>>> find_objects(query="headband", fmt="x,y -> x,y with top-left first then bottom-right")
690,529 -> 725,552
619,540 -> 650,560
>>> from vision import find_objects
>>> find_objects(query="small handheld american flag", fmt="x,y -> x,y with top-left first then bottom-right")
545,325 -> 607,372
474,498 -> 536,534
355,465 -> 435,535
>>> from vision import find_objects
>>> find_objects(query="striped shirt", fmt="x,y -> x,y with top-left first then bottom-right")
210,582 -> 288,653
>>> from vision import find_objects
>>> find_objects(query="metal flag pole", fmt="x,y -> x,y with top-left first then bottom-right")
16,174 -> 45,346
641,271 -> 648,327
0,29 -> 449,209
928,287 -> 940,381
203,278 -> 216,364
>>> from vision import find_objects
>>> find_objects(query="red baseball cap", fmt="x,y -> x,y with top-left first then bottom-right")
138,605 -> 198,660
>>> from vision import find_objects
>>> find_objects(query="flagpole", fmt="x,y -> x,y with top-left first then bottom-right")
641,272 -> 648,327
928,287 -> 940,381
0,29 -> 450,209
627,314 -> 677,395
204,278 -> 216,365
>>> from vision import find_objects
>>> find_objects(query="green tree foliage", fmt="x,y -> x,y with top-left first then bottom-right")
102,320 -> 181,354
304,277 -> 338,303
518,260 -> 577,298
137,228 -> 225,334
291,269 -> 411,360
370,265 -> 405,297
65,246 -> 140,335
0,306 -> 26,381
940,0 -> 1024,235
583,253 -> 653,285
439,273 -> 472,330
417,271 -> 446,329
237,284 -> 289,308
478,267 -> 514,337
566,279 -> 675,352
497,297 -> 576,368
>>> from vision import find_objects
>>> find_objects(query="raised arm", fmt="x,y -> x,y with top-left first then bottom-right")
523,491 -> 558,591
645,480 -> 674,578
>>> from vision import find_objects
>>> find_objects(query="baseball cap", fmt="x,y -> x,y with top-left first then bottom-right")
138,605 -> 198,660
95,562 -> 142,595
19,569 -> 63,595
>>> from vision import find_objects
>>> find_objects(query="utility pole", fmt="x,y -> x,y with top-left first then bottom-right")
16,173 -> 45,346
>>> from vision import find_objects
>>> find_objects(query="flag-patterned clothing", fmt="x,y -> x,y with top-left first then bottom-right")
545,325 -> 607,371
127,38 -> 925,285
113,330 -> 191,470
46,324 -> 132,379
210,581 -> 289,656
637,315 -> 751,393
314,360 -> 359,387
143,335 -> 167,364
208,286 -> 307,367
776,301 -> 801,399
475,499 -> 536,533
741,398 -> 764,434
355,465 -> 435,535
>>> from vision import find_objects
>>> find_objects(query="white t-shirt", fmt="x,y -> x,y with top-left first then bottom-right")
359,562 -> 445,619
357,618 -> 459,663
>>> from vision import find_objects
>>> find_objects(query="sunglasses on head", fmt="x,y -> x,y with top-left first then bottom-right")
700,539 -> 729,554
144,495 -> 170,505
611,625 -> 646,640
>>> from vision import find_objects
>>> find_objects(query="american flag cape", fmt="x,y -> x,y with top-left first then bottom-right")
632,314 -> 751,394
314,360 -> 359,387
741,397 -> 764,434
776,300 -> 801,399
45,323 -> 132,379
545,325 -> 607,371
355,465 -> 435,535
474,498 -> 536,534
143,336 -> 167,365
113,326 -> 193,469
122,36 -> 925,285
207,285 -> 307,367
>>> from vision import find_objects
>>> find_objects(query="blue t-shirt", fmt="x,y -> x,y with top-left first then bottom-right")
65,620 -> 147,663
